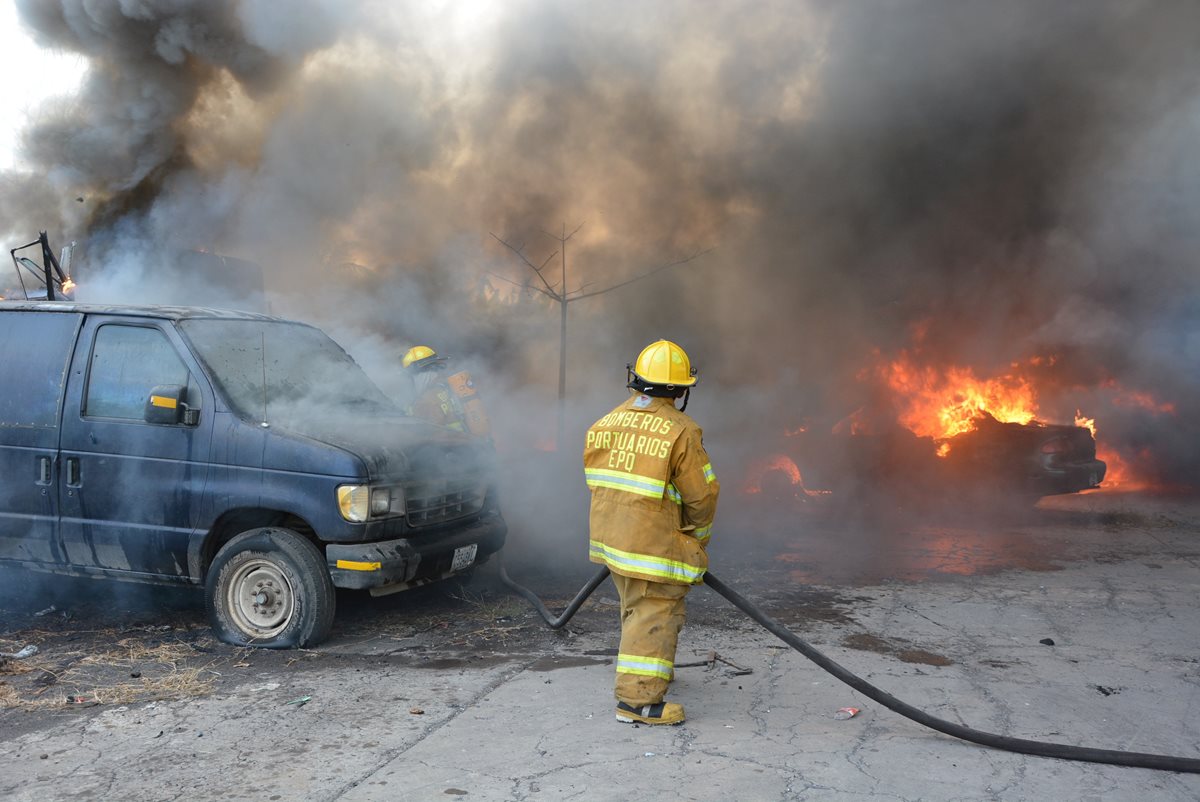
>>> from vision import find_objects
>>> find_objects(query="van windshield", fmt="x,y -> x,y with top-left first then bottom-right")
178,319 -> 400,422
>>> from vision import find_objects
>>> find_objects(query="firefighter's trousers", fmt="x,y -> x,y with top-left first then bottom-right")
611,572 -> 690,706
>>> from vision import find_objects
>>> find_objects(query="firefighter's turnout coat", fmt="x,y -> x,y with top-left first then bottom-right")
585,394 -> 719,583
584,393 -> 719,706
407,371 -> 491,438
408,382 -> 467,433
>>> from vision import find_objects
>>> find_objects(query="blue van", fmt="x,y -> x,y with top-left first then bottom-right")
0,302 -> 506,647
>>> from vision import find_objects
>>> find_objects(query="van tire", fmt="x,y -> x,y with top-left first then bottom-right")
205,527 -> 335,649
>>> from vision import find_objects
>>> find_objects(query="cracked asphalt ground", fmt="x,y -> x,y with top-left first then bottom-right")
2,491 -> 1200,801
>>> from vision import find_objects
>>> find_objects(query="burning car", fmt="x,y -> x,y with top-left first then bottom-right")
785,351 -> 1110,504
938,413 -> 1105,498
744,409 -> 1105,509
0,302 -> 506,647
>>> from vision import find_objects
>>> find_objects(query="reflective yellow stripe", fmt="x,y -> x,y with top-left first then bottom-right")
617,653 -> 674,680
666,484 -> 682,505
585,468 -> 668,499
618,653 -> 673,669
695,524 -> 712,543
335,559 -> 381,571
702,463 -> 716,484
150,395 -> 178,409
589,540 -> 705,583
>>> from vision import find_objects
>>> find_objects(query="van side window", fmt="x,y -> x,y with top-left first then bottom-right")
0,311 -> 81,429
85,325 -> 195,420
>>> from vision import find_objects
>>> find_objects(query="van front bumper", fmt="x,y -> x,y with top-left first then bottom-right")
325,513 -> 507,591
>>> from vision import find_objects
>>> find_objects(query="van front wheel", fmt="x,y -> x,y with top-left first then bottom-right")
205,528 -> 335,648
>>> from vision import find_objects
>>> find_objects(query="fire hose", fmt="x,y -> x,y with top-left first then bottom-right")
497,560 -> 1200,775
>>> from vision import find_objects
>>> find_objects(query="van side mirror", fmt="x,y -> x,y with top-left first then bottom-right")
144,385 -> 198,426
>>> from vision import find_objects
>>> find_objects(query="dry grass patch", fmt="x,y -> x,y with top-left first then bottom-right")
0,631 -> 224,711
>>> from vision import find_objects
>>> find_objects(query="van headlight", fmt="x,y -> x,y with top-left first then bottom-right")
337,484 -> 405,522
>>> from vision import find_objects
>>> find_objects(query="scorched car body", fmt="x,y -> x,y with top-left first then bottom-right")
941,414 -> 1106,497
768,412 -> 1105,504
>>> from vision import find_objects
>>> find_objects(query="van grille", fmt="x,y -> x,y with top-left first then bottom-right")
405,475 -> 487,527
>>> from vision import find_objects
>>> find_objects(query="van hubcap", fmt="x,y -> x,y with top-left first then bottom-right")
227,559 -> 295,638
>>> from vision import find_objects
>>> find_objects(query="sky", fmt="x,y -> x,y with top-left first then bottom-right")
0,2 -> 86,169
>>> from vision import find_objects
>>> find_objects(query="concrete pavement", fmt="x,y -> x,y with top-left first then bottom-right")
3,493 -> 1200,800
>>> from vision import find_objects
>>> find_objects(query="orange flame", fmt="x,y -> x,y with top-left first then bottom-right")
743,454 -> 830,497
1095,446 -> 1150,491
743,454 -> 802,494
1110,388 -> 1176,416
858,351 -> 1184,492
879,353 -> 1038,440
1072,409 -> 1148,491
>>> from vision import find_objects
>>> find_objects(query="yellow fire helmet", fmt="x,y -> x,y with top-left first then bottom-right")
628,339 -> 698,392
402,345 -> 448,370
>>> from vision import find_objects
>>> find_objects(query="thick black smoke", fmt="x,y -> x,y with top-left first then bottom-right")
2,0 -> 1198,543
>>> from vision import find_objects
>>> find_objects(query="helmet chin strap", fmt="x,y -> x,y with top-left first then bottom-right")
626,363 -> 694,409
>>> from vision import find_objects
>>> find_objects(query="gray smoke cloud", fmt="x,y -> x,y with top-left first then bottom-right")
2,0 -> 1198,560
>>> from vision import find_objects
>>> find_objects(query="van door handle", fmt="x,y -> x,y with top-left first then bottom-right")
37,456 -> 51,485
66,457 -> 81,487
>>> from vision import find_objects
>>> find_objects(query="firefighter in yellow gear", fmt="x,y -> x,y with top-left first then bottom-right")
583,339 -> 719,726
402,345 -> 491,438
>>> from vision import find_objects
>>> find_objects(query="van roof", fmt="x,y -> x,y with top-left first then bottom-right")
0,301 -> 285,323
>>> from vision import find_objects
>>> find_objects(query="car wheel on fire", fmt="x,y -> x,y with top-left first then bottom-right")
205,528 -> 336,649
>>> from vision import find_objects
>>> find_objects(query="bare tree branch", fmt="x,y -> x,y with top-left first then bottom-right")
485,270 -> 558,300
567,248 -> 714,301
490,232 -> 563,299
535,251 -> 561,291
491,220 -> 713,451
541,221 -> 585,243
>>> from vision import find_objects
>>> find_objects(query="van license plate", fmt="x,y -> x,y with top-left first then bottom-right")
451,544 -> 477,573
